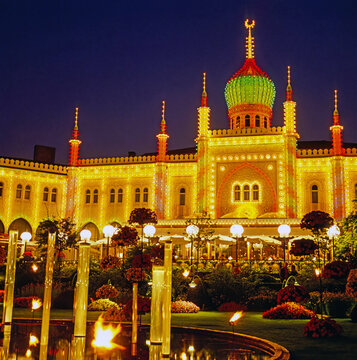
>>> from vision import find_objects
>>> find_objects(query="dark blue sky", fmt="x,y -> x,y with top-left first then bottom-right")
0,0 -> 356,164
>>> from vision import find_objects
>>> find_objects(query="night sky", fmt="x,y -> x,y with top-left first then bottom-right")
0,0 -> 356,165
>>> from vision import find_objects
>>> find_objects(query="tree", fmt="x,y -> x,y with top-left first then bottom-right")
335,212 -> 357,264
35,217 -> 77,255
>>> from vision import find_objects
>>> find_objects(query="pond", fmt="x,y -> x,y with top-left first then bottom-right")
1,321 -> 271,359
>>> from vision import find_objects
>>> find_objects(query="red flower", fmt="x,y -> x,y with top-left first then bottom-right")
322,261 -> 350,279
132,253 -> 152,270
290,239 -> 317,256
300,211 -> 333,235
171,301 -> 200,313
303,317 -> 343,338
277,285 -> 309,305
125,267 -> 147,282
124,296 -> 151,316
100,255 -> 121,270
22,251 -> 34,258
263,302 -> 315,319
129,208 -> 157,226
95,284 -> 119,299
112,226 -> 138,247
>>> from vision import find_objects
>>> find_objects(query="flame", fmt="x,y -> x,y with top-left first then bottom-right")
230,311 -> 243,324
29,334 -> 39,346
25,349 -> 32,358
91,315 -> 125,350
31,298 -> 42,310
183,269 -> 190,278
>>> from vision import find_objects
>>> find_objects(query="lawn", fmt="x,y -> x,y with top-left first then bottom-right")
7,309 -> 357,360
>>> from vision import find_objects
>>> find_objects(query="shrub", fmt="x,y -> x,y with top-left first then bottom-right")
322,261 -> 350,279
123,296 -> 151,317
95,284 -> 119,299
263,302 -> 315,319
103,305 -> 126,322
131,253 -> 152,270
217,301 -> 247,312
290,239 -> 317,256
100,255 -> 121,270
324,292 -> 354,318
346,269 -> 357,298
18,283 -> 63,299
350,304 -> 357,322
125,268 -> 147,282
88,299 -> 121,311
22,251 -> 34,258
171,300 -> 200,313
14,296 -> 42,308
277,284 -> 309,304
303,317 -> 343,338
246,294 -> 277,312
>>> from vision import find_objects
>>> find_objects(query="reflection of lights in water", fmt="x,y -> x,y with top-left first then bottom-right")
229,311 -> 243,324
25,349 -> 32,358
31,298 -> 42,310
29,334 -> 39,346
91,315 -> 125,350
180,352 -> 187,360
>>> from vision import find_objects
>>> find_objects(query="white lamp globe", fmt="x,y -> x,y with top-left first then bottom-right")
278,224 -> 291,238
20,232 -> 32,242
327,225 -> 340,239
144,224 -> 156,237
80,229 -> 92,241
103,225 -> 115,238
186,224 -> 199,237
230,224 -> 244,237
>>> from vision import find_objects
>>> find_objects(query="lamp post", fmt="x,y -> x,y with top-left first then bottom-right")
186,225 -> 199,266
230,224 -> 244,263
278,224 -> 291,265
327,225 -> 340,261
103,225 -> 115,257
144,224 -> 156,245
20,231 -> 32,254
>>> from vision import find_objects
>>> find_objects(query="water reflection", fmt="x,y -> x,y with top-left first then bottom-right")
0,322 -> 270,359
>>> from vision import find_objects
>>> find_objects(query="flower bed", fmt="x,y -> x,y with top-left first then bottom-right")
103,305 -> 126,322
88,299 -> 121,311
322,261 -> 350,279
303,317 -> 343,338
95,284 -> 119,299
263,302 -> 315,319
217,301 -> 247,312
277,284 -> 309,304
14,296 -> 42,308
171,300 -> 200,313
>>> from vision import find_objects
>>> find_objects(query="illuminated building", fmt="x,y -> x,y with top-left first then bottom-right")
1,19 -> 356,241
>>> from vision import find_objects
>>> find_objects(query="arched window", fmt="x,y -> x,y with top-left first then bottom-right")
16,184 -> 22,199
0,182 -> 3,197
255,115 -> 260,127
312,185 -> 318,204
24,185 -> 31,200
118,188 -> 123,203
85,189 -> 91,204
135,188 -> 140,203
245,115 -> 250,127
234,185 -> 241,201
110,189 -> 115,203
51,188 -> 57,202
243,185 -> 250,201
236,116 -> 240,128
93,189 -> 99,204
253,184 -> 259,201
179,188 -> 186,205
264,117 -> 268,128
143,188 -> 149,203
43,187 -> 49,202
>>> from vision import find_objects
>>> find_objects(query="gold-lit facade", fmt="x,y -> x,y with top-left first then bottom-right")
1,21 -> 357,240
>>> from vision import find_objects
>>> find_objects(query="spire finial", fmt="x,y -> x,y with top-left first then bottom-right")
160,100 -> 166,133
245,19 -> 255,59
334,89 -> 339,115
286,66 -> 293,101
201,72 -> 208,107
74,107 -> 79,130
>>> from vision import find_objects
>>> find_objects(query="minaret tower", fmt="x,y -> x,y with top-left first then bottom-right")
155,101 -> 169,219
283,66 -> 298,218
68,107 -> 82,166
330,90 -> 345,219
197,73 -> 211,214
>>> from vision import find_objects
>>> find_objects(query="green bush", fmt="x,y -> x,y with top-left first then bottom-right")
88,299 -> 122,311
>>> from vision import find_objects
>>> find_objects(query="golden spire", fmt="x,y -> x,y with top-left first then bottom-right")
160,100 -> 166,133
74,107 -> 79,130
334,89 -> 339,116
201,72 -> 208,107
245,19 -> 255,59
286,66 -> 293,101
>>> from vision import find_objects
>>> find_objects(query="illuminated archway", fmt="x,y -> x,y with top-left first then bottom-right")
80,222 -> 100,241
8,218 -> 32,236
0,219 -> 4,233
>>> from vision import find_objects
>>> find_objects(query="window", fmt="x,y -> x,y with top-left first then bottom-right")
312,185 -> 318,204
234,185 -> 241,201
51,188 -> 57,203
93,189 -> 98,203
179,188 -> 186,205
43,187 -> 49,202
85,189 -> 91,204
253,184 -> 259,201
24,185 -> 31,200
243,185 -> 250,201
135,188 -> 140,203
143,188 -> 149,203
118,188 -> 123,203
255,115 -> 260,127
264,117 -> 268,128
110,189 -> 115,203
245,115 -> 250,127
236,116 -> 240,128
16,184 -> 22,199
0,182 -> 3,197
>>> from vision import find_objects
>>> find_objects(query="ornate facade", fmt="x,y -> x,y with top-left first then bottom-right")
1,20 -> 357,240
